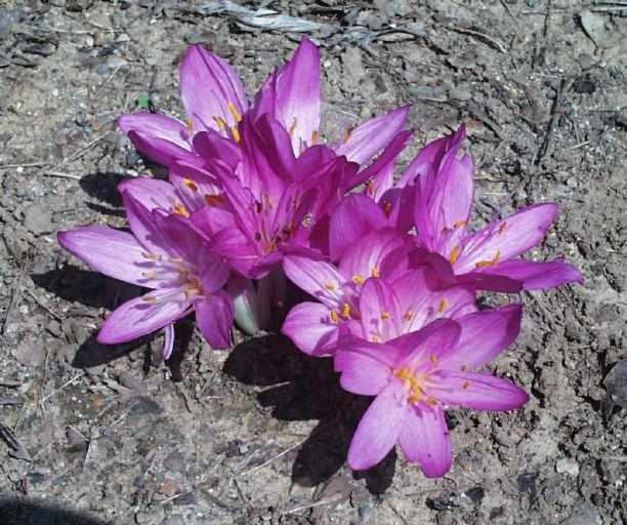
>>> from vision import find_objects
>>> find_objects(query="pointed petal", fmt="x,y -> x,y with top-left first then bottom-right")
430,372 -> 529,411
272,38 -> 321,153
455,271 -> 522,292
198,252 -> 230,294
118,177 -> 180,214
122,188 -> 173,256
180,44 -> 248,134
119,113 -> 190,148
195,290 -> 234,349
455,203 -> 560,273
479,258 -> 584,290
329,194 -> 388,261
281,302 -> 339,356
348,381 -> 407,471
398,404 -> 452,478
162,323 -> 175,360
393,318 -> 461,370
58,226 -> 152,288
97,293 -> 190,344
334,340 -> 398,395
337,106 -> 409,165
442,305 -> 523,371
283,255 -> 344,307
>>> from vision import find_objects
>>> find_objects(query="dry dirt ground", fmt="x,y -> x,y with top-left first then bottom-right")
0,1 -> 626,524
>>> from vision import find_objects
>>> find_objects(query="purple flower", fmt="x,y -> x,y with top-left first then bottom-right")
58,193 -> 233,355
119,39 -> 409,171
405,126 -> 583,292
335,287 -> 527,476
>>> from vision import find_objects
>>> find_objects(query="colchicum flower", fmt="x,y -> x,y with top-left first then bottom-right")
58,193 -> 233,357
335,279 -> 526,475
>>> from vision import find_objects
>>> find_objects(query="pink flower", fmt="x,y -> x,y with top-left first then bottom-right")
119,38 -> 409,172
335,283 -> 526,476
58,193 -> 233,356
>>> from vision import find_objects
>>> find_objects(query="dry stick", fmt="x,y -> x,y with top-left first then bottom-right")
445,25 -> 509,54
41,373 -> 83,404
239,437 -> 308,476
282,493 -> 344,515
534,78 -> 572,166
42,170 -> 83,181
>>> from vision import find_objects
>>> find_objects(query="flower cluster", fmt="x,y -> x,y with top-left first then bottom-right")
58,39 -> 582,477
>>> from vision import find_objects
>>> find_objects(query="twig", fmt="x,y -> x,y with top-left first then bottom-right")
534,78 -> 571,165
0,161 -> 50,170
238,437 -> 308,476
42,170 -> 83,181
282,493 -> 343,515
41,373 -> 83,404
24,288 -> 64,322
59,132 -> 109,165
445,25 -> 509,54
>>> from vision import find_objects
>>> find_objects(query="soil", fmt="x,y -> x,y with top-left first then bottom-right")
0,1 -> 625,524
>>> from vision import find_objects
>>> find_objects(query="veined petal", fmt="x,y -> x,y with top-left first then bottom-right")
281,302 -> 339,356
58,226 -> 154,288
347,381 -> 407,471
97,293 -> 190,344
478,258 -> 584,290
329,194 -> 388,261
122,187 -> 172,256
336,106 -> 409,165
169,162 -> 223,213
454,203 -> 559,273
283,255 -> 345,307
272,38 -> 321,154
118,177 -> 180,214
180,44 -> 248,134
359,278 -> 402,343
198,252 -> 230,294
335,340 -> 399,395
442,305 -> 522,371
429,372 -> 529,411
153,212 -> 210,265
394,318 -> 461,371
195,290 -> 234,349
119,113 -> 191,150
192,129 -> 241,171
398,404 -> 452,478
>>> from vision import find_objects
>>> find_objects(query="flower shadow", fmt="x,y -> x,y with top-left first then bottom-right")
0,497 -> 108,525
223,334 -> 396,494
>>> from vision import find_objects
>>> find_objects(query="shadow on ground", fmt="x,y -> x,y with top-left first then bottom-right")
0,498 -> 108,525
224,334 -> 396,494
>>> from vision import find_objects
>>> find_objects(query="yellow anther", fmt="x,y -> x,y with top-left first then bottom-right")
142,294 -> 157,304
352,274 -> 365,285
342,127 -> 353,144
426,397 -> 438,406
329,309 -> 340,324
264,194 -> 275,210
289,117 -> 298,136
172,203 -> 190,217
371,334 -> 382,343
403,310 -> 415,321
453,220 -> 468,229
449,245 -> 462,265
474,250 -> 501,269
341,303 -> 351,319
227,101 -> 242,123
205,193 -> 225,206
429,354 -> 439,364
142,271 -> 155,279
437,299 -> 448,314
463,381 -> 471,389
324,282 -> 337,291
380,311 -> 391,321
186,119 -> 194,133
231,125 -> 241,144
213,116 -> 227,130
183,178 -> 198,192
311,130 -> 320,145
371,266 -> 380,278
394,367 -> 424,404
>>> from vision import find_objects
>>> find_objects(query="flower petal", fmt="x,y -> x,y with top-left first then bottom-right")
180,44 -> 248,134
57,225 -> 153,288
393,318 -> 461,371
359,278 -> 402,342
348,381 -> 407,471
429,372 -> 529,411
478,258 -> 584,290
97,293 -> 190,344
442,305 -> 523,371
398,404 -> 453,478
227,275 -> 264,335
336,106 -> 409,165
281,302 -> 339,356
329,193 -> 388,261
334,340 -> 399,395
455,203 -> 560,273
283,255 -> 345,307
162,323 -> 175,360
121,189 -> 172,256
118,177 -> 180,214
195,290 -> 234,349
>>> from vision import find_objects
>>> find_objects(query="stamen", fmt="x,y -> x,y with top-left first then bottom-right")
382,201 -> 393,217
227,101 -> 242,123
453,220 -> 467,229
352,274 -> 365,285
341,303 -> 351,319
403,310 -> 415,321
426,398 -> 438,406
394,367 -> 424,404
172,203 -> 190,217
205,194 -> 225,206
185,119 -> 194,133
429,354 -> 439,364
231,125 -> 241,143
329,309 -> 339,324
213,116 -> 227,130
437,299 -> 448,314
366,180 -> 375,197
462,381 -> 471,389
371,334 -> 382,343
449,245 -> 462,265
380,311 -> 391,321
311,130 -> 320,145
324,282 -> 337,291
288,117 -> 298,136
183,178 -> 198,192
474,250 -> 501,269
141,252 -> 162,261
371,266 -> 380,278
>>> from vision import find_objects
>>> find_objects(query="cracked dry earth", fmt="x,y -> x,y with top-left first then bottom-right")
0,1 -> 625,524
